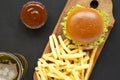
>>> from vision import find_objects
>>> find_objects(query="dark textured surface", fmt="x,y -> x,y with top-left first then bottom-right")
0,0 -> 119,80
0,0 -> 67,80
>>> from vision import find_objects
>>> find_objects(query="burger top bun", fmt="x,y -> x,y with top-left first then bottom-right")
66,7 -> 104,44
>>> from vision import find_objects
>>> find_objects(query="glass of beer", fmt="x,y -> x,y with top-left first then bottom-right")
0,52 -> 28,80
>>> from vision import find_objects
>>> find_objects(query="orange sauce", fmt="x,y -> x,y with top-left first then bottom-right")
20,1 -> 47,29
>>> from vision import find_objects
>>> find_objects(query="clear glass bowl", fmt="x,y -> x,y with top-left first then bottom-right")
0,52 -> 28,80
20,1 -> 47,29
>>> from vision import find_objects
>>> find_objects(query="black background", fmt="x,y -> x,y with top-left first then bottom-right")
0,0 -> 120,80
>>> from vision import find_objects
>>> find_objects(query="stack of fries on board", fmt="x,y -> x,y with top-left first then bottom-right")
35,34 -> 98,80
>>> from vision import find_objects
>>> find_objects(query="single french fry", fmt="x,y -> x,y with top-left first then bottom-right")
36,71 -> 41,80
52,34 -> 61,57
38,64 -> 46,80
39,58 -> 47,65
59,53 -> 86,59
49,35 -> 57,58
67,44 -> 78,49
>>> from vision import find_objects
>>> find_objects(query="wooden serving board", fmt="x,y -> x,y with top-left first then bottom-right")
34,0 -> 115,80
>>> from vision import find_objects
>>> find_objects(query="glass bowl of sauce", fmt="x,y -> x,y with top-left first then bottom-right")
0,52 -> 28,80
20,1 -> 47,29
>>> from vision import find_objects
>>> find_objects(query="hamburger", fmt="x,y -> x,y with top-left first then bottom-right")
61,5 -> 109,48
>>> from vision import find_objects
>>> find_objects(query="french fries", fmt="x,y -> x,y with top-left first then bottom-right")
35,34 -> 97,80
